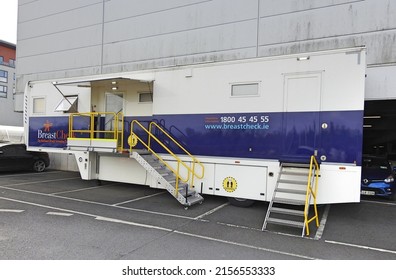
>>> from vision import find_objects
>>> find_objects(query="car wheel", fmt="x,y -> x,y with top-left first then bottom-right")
33,159 -> 46,172
227,197 -> 255,207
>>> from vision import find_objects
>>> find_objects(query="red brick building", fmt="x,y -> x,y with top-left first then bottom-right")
0,40 -> 21,126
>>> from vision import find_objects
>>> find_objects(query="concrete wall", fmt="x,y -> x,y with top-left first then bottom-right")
48,153 -> 79,172
16,1 -> 396,95
15,0 -> 396,170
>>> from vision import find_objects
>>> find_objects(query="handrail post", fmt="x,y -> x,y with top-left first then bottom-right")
90,113 -> 94,139
148,123 -> 152,150
69,114 -> 72,138
175,161 -> 180,196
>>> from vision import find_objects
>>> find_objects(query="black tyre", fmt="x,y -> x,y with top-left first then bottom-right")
33,159 -> 46,172
227,197 -> 255,207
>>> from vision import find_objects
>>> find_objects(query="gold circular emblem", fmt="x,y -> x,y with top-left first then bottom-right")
128,134 -> 138,147
222,176 -> 237,193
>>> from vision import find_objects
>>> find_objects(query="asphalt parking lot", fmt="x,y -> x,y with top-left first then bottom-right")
0,170 -> 395,260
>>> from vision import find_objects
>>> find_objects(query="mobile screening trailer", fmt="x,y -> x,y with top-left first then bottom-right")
25,47 -> 366,219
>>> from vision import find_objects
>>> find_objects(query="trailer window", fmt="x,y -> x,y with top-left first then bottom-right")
139,92 -> 153,103
231,83 -> 259,97
33,97 -> 45,114
54,95 -> 78,112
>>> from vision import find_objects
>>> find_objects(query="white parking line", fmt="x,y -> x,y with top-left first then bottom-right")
95,216 -> 172,232
112,191 -> 166,206
3,177 -> 81,187
0,184 -> 202,221
361,199 -> 396,206
0,170 -> 65,178
51,185 -> 106,195
325,240 -> 396,255
174,231 -> 316,260
46,212 -> 74,217
195,202 -> 230,219
216,221 -> 261,231
314,205 -> 331,240
0,195 -> 316,260
0,209 -> 25,213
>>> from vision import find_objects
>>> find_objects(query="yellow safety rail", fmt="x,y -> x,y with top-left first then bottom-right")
303,155 -> 320,236
68,112 -> 125,152
116,112 -> 124,152
130,120 -> 204,194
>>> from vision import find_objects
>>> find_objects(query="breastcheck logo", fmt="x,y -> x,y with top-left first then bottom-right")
43,120 -> 53,132
37,120 -> 68,143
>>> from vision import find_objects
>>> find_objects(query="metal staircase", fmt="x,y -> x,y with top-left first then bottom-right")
262,157 -> 320,236
129,120 -> 205,208
131,150 -> 204,208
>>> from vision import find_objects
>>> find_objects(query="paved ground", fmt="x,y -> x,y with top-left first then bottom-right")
0,170 -> 395,260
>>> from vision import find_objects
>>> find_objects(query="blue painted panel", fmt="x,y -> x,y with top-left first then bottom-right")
127,110 -> 363,165
29,116 -> 69,148
29,110 -> 363,165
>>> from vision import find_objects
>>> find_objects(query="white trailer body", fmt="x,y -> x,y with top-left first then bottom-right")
25,47 -> 366,206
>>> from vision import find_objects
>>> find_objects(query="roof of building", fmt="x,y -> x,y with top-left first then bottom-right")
0,40 -> 16,50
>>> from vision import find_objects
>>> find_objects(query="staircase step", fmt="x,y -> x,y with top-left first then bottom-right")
280,171 -> 309,176
278,179 -> 307,185
266,217 -> 304,228
133,150 -> 204,208
174,183 -> 195,195
184,195 -> 204,206
136,150 -> 151,155
270,207 -> 304,216
163,174 -> 176,181
273,197 -> 305,205
178,189 -> 196,197
276,188 -> 306,195
282,163 -> 310,168
140,153 -> 156,158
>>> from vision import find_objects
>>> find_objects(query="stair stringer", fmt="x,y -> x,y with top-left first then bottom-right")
262,163 -> 311,236
131,151 -> 203,207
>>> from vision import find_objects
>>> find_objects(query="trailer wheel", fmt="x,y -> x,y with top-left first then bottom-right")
227,197 -> 255,207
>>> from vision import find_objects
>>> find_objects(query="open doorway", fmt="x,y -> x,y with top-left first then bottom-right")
363,99 -> 396,160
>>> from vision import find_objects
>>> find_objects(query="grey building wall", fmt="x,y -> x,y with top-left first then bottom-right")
16,0 -> 396,98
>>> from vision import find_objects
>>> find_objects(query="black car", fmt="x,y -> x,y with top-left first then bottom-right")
0,143 -> 50,172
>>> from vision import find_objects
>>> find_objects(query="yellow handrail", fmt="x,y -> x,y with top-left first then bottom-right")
149,122 -> 205,183
130,120 -> 205,194
303,155 -> 320,236
68,112 -> 124,152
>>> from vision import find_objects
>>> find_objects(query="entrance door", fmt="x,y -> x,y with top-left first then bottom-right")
282,72 -> 322,162
105,92 -> 124,131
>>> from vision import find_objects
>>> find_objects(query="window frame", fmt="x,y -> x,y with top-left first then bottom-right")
32,97 -> 46,114
230,82 -> 260,98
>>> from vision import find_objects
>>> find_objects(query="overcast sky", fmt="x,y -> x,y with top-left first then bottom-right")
0,0 -> 18,44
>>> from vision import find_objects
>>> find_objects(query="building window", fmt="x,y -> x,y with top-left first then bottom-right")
9,59 -> 15,68
231,83 -> 259,97
54,95 -> 78,112
0,56 -> 3,64
0,70 -> 8,83
0,85 -> 7,98
33,97 -> 46,114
